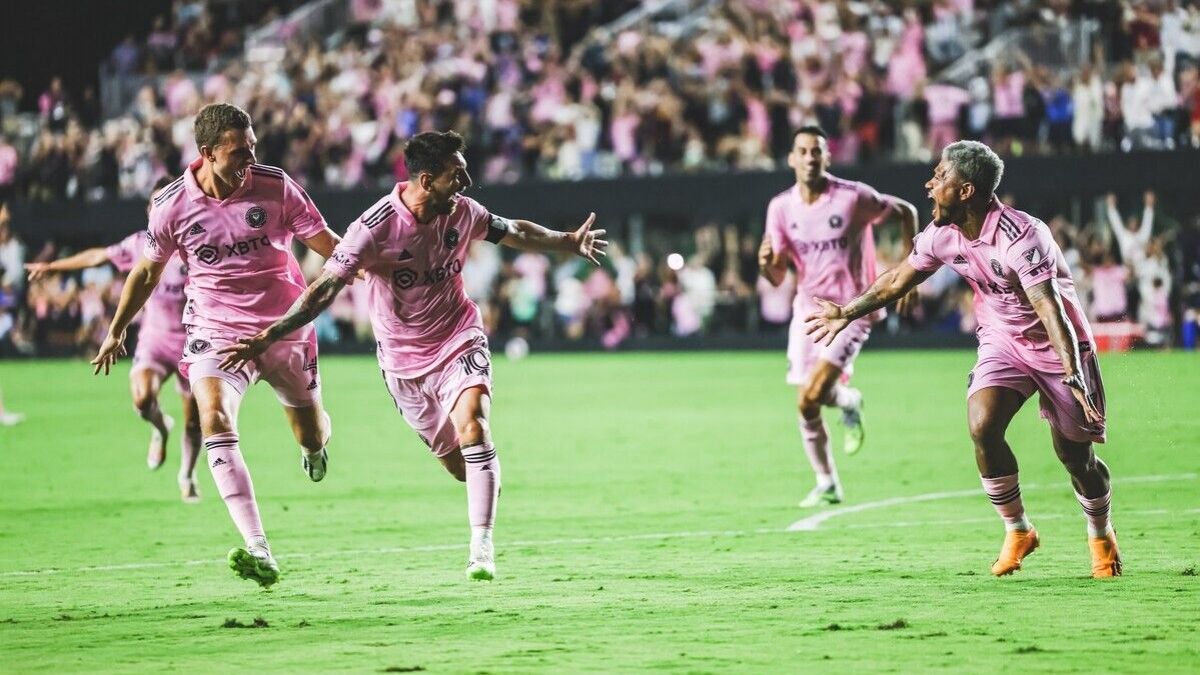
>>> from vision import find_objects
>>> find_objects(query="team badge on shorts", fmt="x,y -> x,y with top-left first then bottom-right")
990,259 -> 1004,277
444,229 -> 460,249
828,215 -> 844,229
188,339 -> 212,354
245,205 -> 268,229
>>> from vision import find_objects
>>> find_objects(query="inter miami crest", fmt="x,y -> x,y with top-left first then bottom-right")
828,215 -> 844,229
444,229 -> 460,249
188,339 -> 211,354
245,205 -> 268,229
990,259 -> 1004,277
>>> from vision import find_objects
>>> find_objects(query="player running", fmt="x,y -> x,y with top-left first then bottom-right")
92,103 -> 344,588
216,130 -> 607,581
26,177 -> 203,502
759,125 -> 918,508
805,140 -> 1120,578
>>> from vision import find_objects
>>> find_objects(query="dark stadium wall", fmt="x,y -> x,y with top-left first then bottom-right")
10,150 -> 1200,249
0,0 -> 172,111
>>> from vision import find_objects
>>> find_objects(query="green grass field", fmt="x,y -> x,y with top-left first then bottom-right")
1,350 -> 1198,673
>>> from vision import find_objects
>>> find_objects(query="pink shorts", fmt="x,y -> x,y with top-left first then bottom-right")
786,314 -> 871,385
130,331 -> 190,396
382,337 -> 493,458
968,341 -> 1107,443
178,327 -> 321,408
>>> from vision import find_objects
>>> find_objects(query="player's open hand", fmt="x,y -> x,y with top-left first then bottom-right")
804,297 -> 850,346
24,262 -> 53,282
91,330 -> 127,375
217,335 -> 269,374
569,212 -> 607,266
1063,372 -> 1105,425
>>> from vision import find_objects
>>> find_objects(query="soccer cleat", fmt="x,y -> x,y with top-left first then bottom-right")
991,527 -> 1040,576
147,415 -> 174,470
179,477 -> 200,504
228,543 -> 280,588
466,539 -> 496,581
1088,532 -> 1122,578
0,411 -> 24,426
302,448 -> 328,482
842,398 -> 865,455
798,483 -> 843,508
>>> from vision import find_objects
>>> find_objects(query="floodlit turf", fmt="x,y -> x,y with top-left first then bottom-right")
1,350 -> 1198,673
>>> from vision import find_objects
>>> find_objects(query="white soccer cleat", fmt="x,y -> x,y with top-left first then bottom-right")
0,411 -> 24,426
228,541 -> 280,588
302,448 -> 328,482
178,477 -> 200,503
147,415 -> 174,470
799,483 -> 843,508
466,538 -> 496,581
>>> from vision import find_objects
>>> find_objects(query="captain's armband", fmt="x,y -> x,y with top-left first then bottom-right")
486,214 -> 513,244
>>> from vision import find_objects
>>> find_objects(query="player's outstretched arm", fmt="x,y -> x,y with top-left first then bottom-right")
25,247 -> 111,281
92,257 -> 166,375
804,260 -> 931,345
217,271 -> 347,372
299,228 -> 343,259
1026,279 -> 1104,424
497,212 -> 608,265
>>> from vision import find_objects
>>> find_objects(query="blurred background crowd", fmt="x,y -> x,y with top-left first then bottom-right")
1,0 -> 1199,357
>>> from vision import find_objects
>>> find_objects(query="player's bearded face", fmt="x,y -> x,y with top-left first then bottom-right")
210,128 -> 258,187
427,153 -> 472,216
925,160 -> 962,227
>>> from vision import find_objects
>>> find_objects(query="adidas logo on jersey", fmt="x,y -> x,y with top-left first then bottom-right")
398,249 -> 414,261
188,223 -> 206,236
953,255 -> 967,265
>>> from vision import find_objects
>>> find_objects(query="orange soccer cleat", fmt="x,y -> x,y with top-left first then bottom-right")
1088,532 -> 1122,578
991,527 -> 1040,576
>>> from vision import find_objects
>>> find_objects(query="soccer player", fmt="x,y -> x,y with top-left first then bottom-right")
805,140 -> 1120,578
216,131 -> 607,581
26,177 -> 203,502
759,126 -> 918,508
92,103 -> 344,588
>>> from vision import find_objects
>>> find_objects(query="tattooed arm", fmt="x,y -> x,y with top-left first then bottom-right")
803,260 -> 932,345
217,271 -> 348,372
1026,279 -> 1104,424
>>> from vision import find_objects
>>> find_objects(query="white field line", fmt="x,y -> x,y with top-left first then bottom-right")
1,474 -> 1195,579
787,472 -> 1197,532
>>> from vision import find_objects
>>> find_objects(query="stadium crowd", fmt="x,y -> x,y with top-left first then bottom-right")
3,0 -> 1200,202
2,190 -> 1199,357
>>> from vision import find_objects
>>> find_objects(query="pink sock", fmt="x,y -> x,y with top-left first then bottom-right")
981,474 -> 1032,531
1075,489 -> 1113,537
799,416 -> 837,486
204,432 -> 265,544
462,443 -> 501,528
179,431 -> 200,482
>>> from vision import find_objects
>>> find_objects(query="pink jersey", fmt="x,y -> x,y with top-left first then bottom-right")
106,230 -> 188,341
322,183 -> 506,378
765,175 -> 894,319
908,199 -> 1095,371
143,160 -> 328,335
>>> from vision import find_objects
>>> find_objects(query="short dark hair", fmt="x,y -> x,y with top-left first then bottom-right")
194,103 -> 251,150
151,175 -> 177,192
792,125 -> 828,142
404,131 -> 465,178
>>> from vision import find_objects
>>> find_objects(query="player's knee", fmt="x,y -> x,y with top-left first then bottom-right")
455,415 -> 489,444
199,409 -> 234,435
968,414 -> 1005,448
798,395 -> 822,421
132,393 -> 156,418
